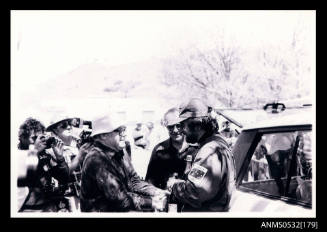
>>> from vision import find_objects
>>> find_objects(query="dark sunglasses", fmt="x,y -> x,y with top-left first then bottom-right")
114,126 -> 127,136
167,123 -> 182,132
180,118 -> 202,129
57,120 -> 71,129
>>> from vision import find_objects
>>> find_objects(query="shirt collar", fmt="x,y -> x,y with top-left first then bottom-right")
167,138 -> 186,153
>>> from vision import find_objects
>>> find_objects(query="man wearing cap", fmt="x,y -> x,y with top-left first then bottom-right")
145,108 -> 198,190
167,98 -> 236,212
80,115 -> 169,212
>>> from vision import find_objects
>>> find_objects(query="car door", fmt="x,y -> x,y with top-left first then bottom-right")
230,125 -> 312,213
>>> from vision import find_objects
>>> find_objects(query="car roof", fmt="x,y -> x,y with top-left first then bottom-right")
242,107 -> 313,131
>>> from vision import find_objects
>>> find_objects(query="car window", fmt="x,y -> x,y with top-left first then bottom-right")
241,130 -> 312,205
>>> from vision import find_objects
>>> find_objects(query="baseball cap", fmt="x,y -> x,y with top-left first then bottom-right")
179,98 -> 209,120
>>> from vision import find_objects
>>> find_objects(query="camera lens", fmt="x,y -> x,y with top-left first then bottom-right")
45,136 -> 56,149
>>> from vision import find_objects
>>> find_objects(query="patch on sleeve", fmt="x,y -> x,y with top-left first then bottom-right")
188,164 -> 208,184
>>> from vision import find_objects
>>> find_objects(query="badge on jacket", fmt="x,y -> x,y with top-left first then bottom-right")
188,164 -> 208,184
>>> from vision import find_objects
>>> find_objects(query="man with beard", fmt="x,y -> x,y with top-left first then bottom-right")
80,114 -> 169,212
167,98 -> 236,212
145,108 -> 198,191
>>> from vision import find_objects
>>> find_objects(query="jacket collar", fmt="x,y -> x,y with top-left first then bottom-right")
198,131 -> 216,147
198,132 -> 228,148
157,138 -> 193,155
93,140 -> 120,158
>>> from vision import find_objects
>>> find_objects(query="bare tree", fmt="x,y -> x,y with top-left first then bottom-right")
161,34 -> 251,108
161,21 -> 312,109
253,21 -> 312,103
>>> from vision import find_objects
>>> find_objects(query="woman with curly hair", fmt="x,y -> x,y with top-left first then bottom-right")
17,117 -> 70,212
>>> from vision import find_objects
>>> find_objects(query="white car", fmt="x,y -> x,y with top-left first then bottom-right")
229,103 -> 313,214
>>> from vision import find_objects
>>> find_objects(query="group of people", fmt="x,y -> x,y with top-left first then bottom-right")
16,98 -> 237,213
17,117 -> 86,212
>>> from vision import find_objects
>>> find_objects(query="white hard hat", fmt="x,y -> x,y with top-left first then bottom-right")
91,113 -> 126,137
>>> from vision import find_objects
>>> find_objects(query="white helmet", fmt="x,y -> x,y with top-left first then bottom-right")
91,113 -> 125,137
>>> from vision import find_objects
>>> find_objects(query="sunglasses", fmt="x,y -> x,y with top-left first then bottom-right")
114,126 -> 127,137
57,120 -> 71,130
180,118 -> 202,130
167,123 -> 182,132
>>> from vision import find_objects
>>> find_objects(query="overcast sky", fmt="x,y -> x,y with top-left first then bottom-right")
10,10 -> 316,144
11,10 -> 315,91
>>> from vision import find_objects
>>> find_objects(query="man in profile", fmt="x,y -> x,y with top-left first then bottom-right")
80,114 -> 169,212
167,98 -> 236,212
132,122 -> 148,149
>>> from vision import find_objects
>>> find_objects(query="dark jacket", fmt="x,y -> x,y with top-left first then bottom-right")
171,134 -> 236,212
80,141 -> 162,212
20,150 -> 70,212
145,138 -> 198,189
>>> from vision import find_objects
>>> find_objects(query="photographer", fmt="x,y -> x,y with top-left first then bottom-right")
17,118 -> 70,212
46,116 -> 92,211
46,116 -> 90,173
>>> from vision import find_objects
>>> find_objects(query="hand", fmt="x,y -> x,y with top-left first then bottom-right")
154,189 -> 170,197
77,142 -> 92,163
34,134 -> 47,153
167,177 -> 184,192
52,139 -> 64,159
151,194 -> 168,212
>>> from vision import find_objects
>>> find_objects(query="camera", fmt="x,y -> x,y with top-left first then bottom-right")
70,118 -> 92,129
77,130 -> 93,148
76,120 -> 93,148
45,136 -> 56,149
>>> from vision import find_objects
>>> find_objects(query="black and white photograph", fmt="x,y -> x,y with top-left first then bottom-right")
10,10 -> 316,219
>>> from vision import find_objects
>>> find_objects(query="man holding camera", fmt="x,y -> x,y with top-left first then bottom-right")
80,114 -> 169,212
46,116 -> 91,211
46,116 -> 90,173
17,118 -> 70,212
166,98 -> 236,212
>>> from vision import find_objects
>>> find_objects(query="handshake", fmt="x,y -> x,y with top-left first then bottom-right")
150,176 -> 185,212
166,176 -> 184,192
151,189 -> 170,212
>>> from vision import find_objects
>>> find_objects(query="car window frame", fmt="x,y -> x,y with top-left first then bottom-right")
235,124 -> 312,208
